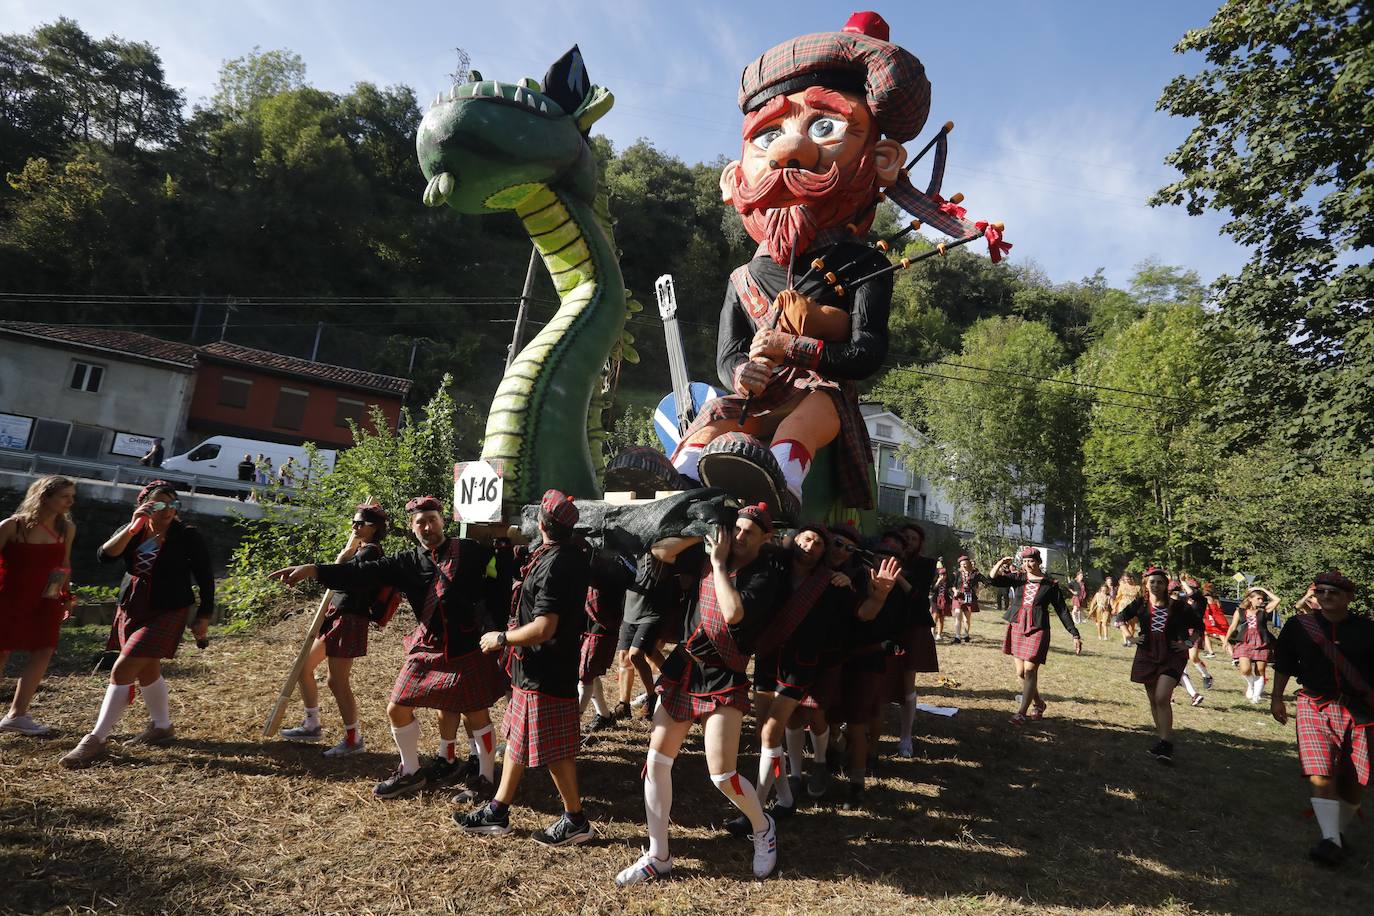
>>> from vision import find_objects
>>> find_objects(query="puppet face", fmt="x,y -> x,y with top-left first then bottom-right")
721,87 -> 907,264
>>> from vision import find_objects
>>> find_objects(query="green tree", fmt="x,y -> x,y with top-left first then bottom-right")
211,47 -> 306,117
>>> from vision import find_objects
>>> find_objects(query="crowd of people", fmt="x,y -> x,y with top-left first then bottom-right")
0,475 -> 1369,875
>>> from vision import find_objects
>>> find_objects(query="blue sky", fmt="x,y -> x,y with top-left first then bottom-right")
2,0 -> 1245,289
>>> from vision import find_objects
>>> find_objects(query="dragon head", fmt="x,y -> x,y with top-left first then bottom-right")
417,45 -> 613,213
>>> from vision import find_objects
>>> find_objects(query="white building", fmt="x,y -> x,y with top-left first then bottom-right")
861,402 -> 1046,544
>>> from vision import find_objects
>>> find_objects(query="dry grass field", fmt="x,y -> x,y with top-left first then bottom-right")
2,611 -> 1370,915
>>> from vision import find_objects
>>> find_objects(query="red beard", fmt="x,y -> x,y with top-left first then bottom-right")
731,149 -> 881,265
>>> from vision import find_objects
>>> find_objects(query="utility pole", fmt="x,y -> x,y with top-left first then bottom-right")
310,321 -> 324,361
506,246 -> 541,369
219,303 -> 233,342
408,337 -> 433,376
190,299 -> 204,343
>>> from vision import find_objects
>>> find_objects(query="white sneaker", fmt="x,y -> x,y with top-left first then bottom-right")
0,714 -> 55,737
615,852 -> 672,886
897,738 -> 914,759
323,737 -> 365,757
752,813 -> 778,879
629,692 -> 649,709
281,722 -> 323,742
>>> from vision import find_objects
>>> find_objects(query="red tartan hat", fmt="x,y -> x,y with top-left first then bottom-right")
405,495 -> 444,515
828,522 -> 863,545
1017,546 -> 1042,561
1314,569 -> 1356,594
137,480 -> 178,504
540,489 -> 579,527
1143,566 -> 1168,579
737,502 -> 773,533
738,13 -> 931,142
957,554 -> 970,563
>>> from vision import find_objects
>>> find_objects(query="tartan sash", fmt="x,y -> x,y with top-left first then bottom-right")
755,564 -> 831,657
1297,614 -> 1374,714
695,566 -> 749,673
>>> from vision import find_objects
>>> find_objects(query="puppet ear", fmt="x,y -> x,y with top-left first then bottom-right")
873,138 -> 908,186
542,45 -> 591,114
719,160 -> 743,205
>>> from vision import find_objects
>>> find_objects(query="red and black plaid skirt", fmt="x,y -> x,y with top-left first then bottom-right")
1296,692 -> 1371,784
953,595 -> 980,614
899,621 -> 940,673
320,608 -> 369,659
502,686 -> 580,767
830,649 -> 885,724
1130,632 -> 1188,684
800,662 -> 843,711
390,647 -> 506,713
116,607 -> 187,659
1234,626 -> 1273,662
578,631 -> 617,682
1002,612 -> 1048,665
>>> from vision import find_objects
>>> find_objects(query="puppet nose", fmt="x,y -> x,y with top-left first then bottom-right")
765,133 -> 819,170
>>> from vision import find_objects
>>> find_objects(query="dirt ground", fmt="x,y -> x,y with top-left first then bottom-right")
1,611 -> 1369,915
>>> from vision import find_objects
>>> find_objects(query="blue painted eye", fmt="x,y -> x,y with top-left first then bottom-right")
751,128 -> 782,150
809,117 -> 844,140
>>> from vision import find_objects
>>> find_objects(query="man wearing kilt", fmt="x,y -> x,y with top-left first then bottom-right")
457,490 -> 595,846
578,549 -> 634,737
1114,568 -> 1205,764
887,524 -> 939,761
61,482 -> 214,768
1271,570 -> 1373,867
989,547 -> 1082,725
270,496 -> 504,800
615,504 -> 782,885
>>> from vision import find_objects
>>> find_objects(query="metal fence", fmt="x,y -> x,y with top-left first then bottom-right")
0,449 -> 274,499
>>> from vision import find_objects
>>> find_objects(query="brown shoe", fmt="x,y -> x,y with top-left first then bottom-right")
125,722 -> 175,746
60,734 -> 109,769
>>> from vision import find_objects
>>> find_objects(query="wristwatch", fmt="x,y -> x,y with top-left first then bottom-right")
497,631 -> 508,647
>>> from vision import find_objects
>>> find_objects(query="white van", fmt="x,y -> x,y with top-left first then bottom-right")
162,436 -> 337,484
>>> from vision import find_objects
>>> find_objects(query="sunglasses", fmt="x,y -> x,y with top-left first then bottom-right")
351,519 -> 373,528
146,500 -> 180,511
832,541 -> 856,553
1313,587 -> 1344,596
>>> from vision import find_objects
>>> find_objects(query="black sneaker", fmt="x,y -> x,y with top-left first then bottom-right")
643,693 -> 658,721
843,783 -> 866,811
584,713 -> 616,734
825,744 -> 843,776
1309,838 -> 1345,867
725,813 -> 752,837
807,765 -> 830,798
455,773 -> 497,806
455,802 -> 511,836
770,799 -> 797,820
532,813 -> 596,847
1147,741 -> 1174,765
373,765 -> 429,799
1202,673 -> 1214,690
419,755 -> 470,788
612,701 -> 632,720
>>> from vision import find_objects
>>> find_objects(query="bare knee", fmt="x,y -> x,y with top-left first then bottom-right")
387,703 -> 413,727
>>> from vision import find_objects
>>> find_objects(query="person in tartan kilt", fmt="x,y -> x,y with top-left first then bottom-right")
457,490 -> 596,846
278,502 -> 390,758
579,549 -> 634,738
1226,586 -> 1281,704
666,11 -> 929,523
988,547 -> 1082,726
1271,570 -> 1373,867
615,504 -> 783,886
886,524 -> 939,761
1113,568 -> 1205,765
61,482 -> 214,769
950,555 -> 987,644
269,496 -> 504,801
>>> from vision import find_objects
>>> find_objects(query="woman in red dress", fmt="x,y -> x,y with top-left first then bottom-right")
0,476 -> 77,736
1225,586 -> 1280,704
1200,582 -> 1231,658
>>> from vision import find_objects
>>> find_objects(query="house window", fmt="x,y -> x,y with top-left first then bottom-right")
906,493 -> 927,518
218,376 -> 253,408
273,387 -> 310,430
334,397 -> 366,428
30,419 -> 71,454
876,422 -> 893,438
878,485 -> 905,515
1011,505 -> 1023,526
65,424 -> 105,459
69,361 -> 104,393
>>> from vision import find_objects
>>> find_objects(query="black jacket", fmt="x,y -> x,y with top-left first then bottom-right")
1114,592 -> 1205,642
990,571 -> 1080,639
100,518 -> 215,618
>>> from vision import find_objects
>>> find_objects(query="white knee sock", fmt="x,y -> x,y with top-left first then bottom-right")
1340,801 -> 1359,833
769,439 -> 812,501
471,725 -> 495,781
784,727 -> 807,779
91,683 -> 134,740
390,720 -> 421,776
578,681 -> 593,715
900,691 -> 918,742
1194,661 -> 1208,677
1180,674 -> 1199,699
303,705 -> 321,728
343,722 -> 361,746
438,737 -> 456,762
757,744 -> 784,806
590,678 -> 610,717
711,769 -> 767,834
645,749 -> 674,861
672,445 -> 703,482
811,727 -> 829,763
1312,797 -> 1342,844
142,677 -> 172,729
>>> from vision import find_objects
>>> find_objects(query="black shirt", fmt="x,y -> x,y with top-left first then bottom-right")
585,552 -> 634,636
1274,613 -> 1374,704
101,518 -> 215,618
509,542 -> 591,697
330,543 -> 384,616
680,549 -> 780,668
902,556 -> 937,629
315,537 -> 490,658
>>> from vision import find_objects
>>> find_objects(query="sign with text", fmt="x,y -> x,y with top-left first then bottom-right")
0,413 -> 33,450
111,432 -> 157,458
453,460 -> 503,523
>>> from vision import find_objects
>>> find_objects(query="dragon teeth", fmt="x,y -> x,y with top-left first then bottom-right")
539,100 -> 548,113
513,86 -> 526,105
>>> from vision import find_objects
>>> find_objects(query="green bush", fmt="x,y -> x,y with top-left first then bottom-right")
71,584 -> 118,604
224,376 -> 470,619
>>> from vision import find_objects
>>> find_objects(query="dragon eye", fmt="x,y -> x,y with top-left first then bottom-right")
751,128 -> 783,151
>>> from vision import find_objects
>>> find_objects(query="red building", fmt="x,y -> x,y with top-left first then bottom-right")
188,342 -> 411,449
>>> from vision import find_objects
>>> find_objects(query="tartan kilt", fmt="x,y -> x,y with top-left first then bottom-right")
933,592 -> 952,619
899,621 -> 940,673
1295,692 -> 1371,784
578,631 -> 617,681
953,595 -> 980,614
502,687 -> 579,767
831,649 -> 885,724
1002,623 -> 1049,665
658,680 -> 751,722
800,662 -> 843,710
390,647 -> 506,713
1234,627 -> 1274,662
319,607 -> 369,659
117,607 -> 187,659
1129,633 -> 1187,684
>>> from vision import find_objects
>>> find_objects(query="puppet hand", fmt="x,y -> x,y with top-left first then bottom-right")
749,328 -> 791,363
735,359 -> 771,397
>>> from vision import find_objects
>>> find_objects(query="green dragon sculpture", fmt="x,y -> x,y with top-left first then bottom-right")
416,47 -> 638,508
